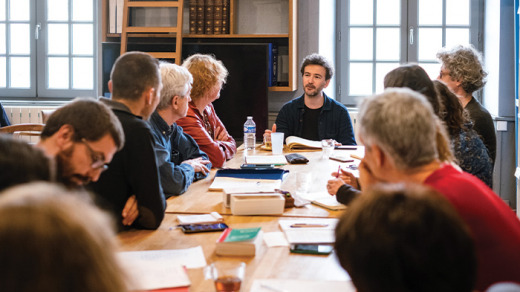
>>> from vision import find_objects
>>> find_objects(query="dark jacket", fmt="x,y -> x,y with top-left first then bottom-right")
275,93 -> 356,145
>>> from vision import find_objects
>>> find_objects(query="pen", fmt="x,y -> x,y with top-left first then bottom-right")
350,154 -> 363,160
336,165 -> 341,178
290,223 -> 329,228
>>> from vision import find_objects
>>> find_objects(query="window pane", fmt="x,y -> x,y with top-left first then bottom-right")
73,0 -> 93,21
48,57 -> 69,89
0,0 -> 5,21
418,63 -> 441,80
446,0 -> 469,25
48,0 -> 69,21
418,0 -> 442,25
376,62 -> 399,93
0,57 -> 5,87
349,0 -> 373,25
376,0 -> 400,25
349,63 -> 373,96
418,28 -> 442,62
9,0 -> 29,21
48,24 -> 69,55
9,24 -> 30,55
446,28 -> 470,48
376,28 -> 400,61
350,28 -> 373,60
72,57 -> 92,89
0,24 -> 5,54
72,24 -> 92,55
10,56 -> 30,88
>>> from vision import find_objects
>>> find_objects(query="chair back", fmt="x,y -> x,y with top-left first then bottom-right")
0,123 -> 45,143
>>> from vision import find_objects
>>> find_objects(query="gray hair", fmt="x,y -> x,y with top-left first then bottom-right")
436,44 -> 487,94
358,88 -> 439,170
157,62 -> 193,110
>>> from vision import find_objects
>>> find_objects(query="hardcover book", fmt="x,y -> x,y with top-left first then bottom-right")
216,227 -> 263,256
189,0 -> 197,34
204,0 -> 214,34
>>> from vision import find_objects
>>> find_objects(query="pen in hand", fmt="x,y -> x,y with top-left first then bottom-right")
336,165 -> 341,178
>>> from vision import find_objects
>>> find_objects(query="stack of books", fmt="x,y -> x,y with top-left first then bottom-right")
216,227 -> 263,256
189,0 -> 230,35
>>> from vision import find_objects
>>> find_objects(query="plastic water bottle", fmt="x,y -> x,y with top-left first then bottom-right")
243,116 -> 256,150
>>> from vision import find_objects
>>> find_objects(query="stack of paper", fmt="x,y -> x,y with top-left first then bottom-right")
245,155 -> 288,165
209,168 -> 288,191
297,192 -> 347,211
251,279 -> 355,292
279,218 -> 339,244
176,212 -> 223,224
118,247 -> 206,291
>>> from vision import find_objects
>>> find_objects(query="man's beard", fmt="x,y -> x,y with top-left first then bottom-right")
305,85 -> 320,97
55,146 -> 89,188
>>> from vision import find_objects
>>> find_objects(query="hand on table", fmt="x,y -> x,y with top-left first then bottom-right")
122,195 -> 138,226
263,124 -> 277,143
182,157 -> 211,175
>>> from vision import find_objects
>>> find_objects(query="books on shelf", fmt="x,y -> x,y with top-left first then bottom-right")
216,227 -> 263,256
188,0 -> 230,35
285,136 -> 323,150
279,218 -> 339,244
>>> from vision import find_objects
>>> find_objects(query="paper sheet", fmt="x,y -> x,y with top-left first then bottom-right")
209,177 -> 282,192
279,218 -> 338,244
250,279 -> 355,292
262,231 -> 289,247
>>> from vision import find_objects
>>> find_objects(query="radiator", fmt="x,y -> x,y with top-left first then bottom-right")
3,106 -> 57,143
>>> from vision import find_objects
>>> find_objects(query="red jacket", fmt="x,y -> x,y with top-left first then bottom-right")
176,102 -> 236,168
425,164 -> 520,290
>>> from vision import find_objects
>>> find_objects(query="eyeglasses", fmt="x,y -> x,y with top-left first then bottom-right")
80,138 -> 109,172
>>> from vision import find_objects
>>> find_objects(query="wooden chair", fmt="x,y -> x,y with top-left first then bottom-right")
0,123 -> 45,143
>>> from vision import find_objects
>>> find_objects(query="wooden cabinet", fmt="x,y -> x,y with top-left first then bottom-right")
100,0 -> 298,91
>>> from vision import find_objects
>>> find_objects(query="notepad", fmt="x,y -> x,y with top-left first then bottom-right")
176,212 -> 223,224
279,218 -> 338,244
245,155 -> 287,165
298,192 -> 347,211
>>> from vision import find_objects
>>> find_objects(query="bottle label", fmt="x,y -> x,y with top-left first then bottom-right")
244,126 -> 256,133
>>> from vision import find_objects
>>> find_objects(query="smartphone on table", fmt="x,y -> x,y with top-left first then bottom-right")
178,223 -> 228,234
290,244 -> 333,255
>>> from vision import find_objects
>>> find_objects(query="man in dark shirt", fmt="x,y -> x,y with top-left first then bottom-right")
266,53 -> 356,145
0,103 -> 10,127
437,45 -> 496,165
149,62 -> 211,197
90,52 -> 165,230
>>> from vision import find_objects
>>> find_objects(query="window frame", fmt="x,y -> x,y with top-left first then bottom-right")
0,0 -> 98,101
336,0 -> 484,106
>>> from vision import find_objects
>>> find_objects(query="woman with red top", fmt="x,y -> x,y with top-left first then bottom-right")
177,54 -> 237,168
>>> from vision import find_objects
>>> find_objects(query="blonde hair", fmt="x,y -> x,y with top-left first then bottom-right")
182,54 -> 228,101
0,182 -> 128,292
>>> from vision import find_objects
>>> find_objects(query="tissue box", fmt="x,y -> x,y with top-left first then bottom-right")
230,193 -> 285,215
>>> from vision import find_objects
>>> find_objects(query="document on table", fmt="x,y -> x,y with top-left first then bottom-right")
118,246 -> 206,290
251,279 -> 355,292
209,177 -> 282,192
297,191 -> 347,211
279,218 -> 339,244
245,155 -> 288,165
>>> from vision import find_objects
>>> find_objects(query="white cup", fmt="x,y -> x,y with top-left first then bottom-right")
271,132 -> 284,155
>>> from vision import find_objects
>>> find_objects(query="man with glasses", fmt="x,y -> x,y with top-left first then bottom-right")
38,98 -> 141,227
150,62 -> 211,197
90,51 -> 165,230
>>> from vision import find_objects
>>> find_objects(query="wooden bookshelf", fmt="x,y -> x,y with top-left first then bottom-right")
101,0 -> 297,91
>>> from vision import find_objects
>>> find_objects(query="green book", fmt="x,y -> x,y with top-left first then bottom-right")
224,227 -> 261,242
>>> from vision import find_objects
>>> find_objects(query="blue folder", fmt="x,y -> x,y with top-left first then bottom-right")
215,169 -> 288,181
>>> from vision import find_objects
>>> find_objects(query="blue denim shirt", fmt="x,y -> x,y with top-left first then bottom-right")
275,93 -> 356,145
149,111 -> 212,198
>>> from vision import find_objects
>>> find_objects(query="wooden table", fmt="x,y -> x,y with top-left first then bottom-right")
165,146 -> 364,218
118,213 -> 351,292
119,145 -> 363,291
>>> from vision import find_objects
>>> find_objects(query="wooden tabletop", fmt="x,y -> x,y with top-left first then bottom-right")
119,145 -> 362,291
165,146 -> 364,218
118,213 -> 351,292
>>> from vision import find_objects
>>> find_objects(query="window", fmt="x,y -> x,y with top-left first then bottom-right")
0,0 -> 97,99
337,0 -> 483,105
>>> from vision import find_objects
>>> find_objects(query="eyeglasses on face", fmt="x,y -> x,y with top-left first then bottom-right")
80,138 -> 109,172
